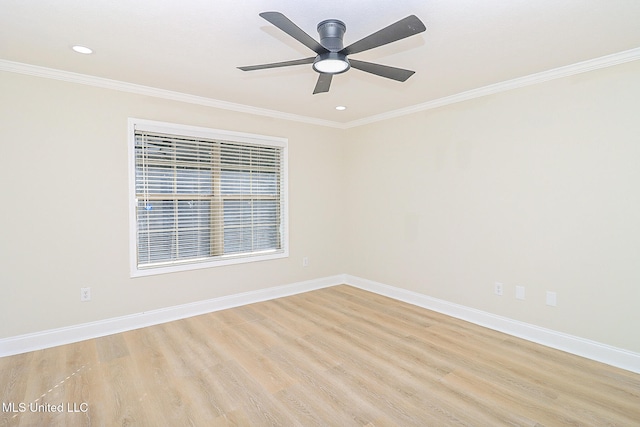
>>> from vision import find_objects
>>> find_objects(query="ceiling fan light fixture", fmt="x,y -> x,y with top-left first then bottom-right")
313,52 -> 350,74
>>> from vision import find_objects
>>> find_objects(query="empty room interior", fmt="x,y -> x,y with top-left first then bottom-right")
1,1 -> 640,425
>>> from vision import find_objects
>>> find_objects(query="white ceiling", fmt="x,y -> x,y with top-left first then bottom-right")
2,0 -> 640,125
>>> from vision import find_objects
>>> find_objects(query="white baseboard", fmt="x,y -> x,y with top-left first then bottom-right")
0,275 -> 344,358
2,273 -> 639,375
344,274 -> 640,375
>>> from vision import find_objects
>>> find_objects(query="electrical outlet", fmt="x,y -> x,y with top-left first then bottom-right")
494,282 -> 503,296
302,256 -> 309,267
80,287 -> 91,302
515,285 -> 525,300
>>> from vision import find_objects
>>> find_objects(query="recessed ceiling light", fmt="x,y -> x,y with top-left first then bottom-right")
72,45 -> 93,54
335,106 -> 347,111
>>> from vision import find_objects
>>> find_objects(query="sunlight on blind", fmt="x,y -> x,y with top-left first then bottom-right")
135,131 -> 283,269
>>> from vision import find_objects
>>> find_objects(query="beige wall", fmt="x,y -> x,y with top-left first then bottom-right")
2,59 -> 639,355
343,60 -> 640,352
0,72 -> 348,337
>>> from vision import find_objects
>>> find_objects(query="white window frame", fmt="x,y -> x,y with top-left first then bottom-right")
128,118 -> 288,277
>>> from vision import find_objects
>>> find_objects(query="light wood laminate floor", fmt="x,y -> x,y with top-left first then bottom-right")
1,285 -> 639,426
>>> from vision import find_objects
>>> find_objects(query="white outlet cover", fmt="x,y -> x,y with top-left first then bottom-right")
546,291 -> 557,306
515,285 -> 525,300
494,282 -> 503,296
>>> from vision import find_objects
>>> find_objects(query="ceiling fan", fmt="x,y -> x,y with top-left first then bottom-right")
238,12 -> 426,94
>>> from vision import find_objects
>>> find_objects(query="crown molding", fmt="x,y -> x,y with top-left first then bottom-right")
343,47 -> 640,128
0,60 -> 343,129
2,46 -> 639,130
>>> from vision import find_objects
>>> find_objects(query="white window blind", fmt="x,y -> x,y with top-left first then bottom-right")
130,120 -> 287,275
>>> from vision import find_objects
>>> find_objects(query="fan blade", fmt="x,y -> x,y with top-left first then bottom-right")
260,12 -> 329,55
238,57 -> 315,71
349,59 -> 415,82
340,15 -> 425,56
313,73 -> 333,94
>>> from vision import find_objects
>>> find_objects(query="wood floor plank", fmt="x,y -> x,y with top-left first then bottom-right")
152,319 -> 221,378
208,360 -> 298,426
95,332 -> 130,364
94,353 -> 151,426
0,351 -> 32,424
269,354 -> 385,426
124,327 -> 202,426
1,285 -> 639,426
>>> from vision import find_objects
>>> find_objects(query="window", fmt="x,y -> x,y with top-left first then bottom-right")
128,119 -> 288,276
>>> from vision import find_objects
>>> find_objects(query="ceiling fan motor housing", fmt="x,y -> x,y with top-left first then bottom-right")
314,19 -> 350,74
317,19 -> 346,51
